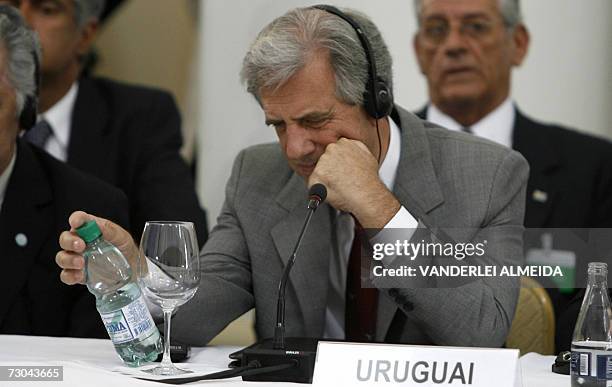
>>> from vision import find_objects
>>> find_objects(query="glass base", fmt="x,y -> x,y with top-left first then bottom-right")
142,364 -> 193,376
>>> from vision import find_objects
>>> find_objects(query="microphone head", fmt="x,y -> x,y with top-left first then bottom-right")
308,183 -> 327,203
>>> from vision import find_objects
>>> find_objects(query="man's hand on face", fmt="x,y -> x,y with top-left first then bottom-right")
308,137 -> 400,228
56,211 -> 138,285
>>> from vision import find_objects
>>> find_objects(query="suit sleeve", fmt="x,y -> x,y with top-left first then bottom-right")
171,150 -> 254,346
376,150 -> 529,347
133,92 -> 208,246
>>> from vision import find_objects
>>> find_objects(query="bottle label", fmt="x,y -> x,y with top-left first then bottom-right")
597,355 -> 612,380
101,295 -> 157,345
572,351 -> 592,376
572,350 -> 612,382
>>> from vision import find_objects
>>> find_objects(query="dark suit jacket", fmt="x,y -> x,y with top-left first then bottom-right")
66,76 -> 208,246
0,139 -> 129,337
515,112 -> 612,352
417,106 -> 612,351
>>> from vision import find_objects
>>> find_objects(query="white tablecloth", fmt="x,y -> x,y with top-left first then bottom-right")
0,335 -> 568,386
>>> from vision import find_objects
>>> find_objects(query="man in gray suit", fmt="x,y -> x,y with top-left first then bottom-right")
57,6 -> 528,347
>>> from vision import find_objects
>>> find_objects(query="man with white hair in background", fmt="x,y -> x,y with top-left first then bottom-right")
0,5 -> 128,337
3,0 -> 209,246
412,0 -> 612,352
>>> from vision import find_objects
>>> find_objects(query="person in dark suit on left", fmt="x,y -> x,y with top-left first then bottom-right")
0,5 -> 128,338
5,0 -> 208,246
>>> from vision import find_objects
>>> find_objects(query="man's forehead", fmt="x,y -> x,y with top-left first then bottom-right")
420,0 -> 501,19
259,54 -> 338,119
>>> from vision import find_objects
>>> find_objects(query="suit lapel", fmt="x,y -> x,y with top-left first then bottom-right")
512,109 -> 561,227
376,107 -> 445,340
0,140 -> 53,326
392,107 -> 444,222
67,78 -> 111,179
270,174 -> 332,337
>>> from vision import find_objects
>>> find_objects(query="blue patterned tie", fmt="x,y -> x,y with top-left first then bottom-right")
23,120 -> 53,149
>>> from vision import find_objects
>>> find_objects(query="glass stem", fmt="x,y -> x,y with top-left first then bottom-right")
161,309 -> 174,368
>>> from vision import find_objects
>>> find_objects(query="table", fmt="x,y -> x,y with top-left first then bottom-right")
0,335 -> 568,386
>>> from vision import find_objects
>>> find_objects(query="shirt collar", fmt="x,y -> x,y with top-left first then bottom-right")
427,98 -> 516,148
41,82 -> 79,150
379,116 -> 401,190
0,146 -> 17,210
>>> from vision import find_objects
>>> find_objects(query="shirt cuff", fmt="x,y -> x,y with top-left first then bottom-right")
373,206 -> 419,267
383,205 -> 419,229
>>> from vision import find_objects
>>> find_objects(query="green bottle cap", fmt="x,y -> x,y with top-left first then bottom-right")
76,220 -> 102,243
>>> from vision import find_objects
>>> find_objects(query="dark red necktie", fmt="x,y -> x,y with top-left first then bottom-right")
345,220 -> 378,342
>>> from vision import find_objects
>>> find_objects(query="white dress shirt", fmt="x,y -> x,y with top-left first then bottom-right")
324,117 -> 419,339
427,98 -> 516,148
0,149 -> 17,211
40,83 -> 79,161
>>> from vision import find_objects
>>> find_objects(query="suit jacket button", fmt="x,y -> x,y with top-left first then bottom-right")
15,233 -> 28,247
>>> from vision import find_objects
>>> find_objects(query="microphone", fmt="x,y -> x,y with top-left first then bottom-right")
235,183 -> 327,384
307,183 -> 327,210
274,184 -> 326,349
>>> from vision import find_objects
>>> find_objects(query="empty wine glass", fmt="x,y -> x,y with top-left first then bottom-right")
138,221 -> 200,376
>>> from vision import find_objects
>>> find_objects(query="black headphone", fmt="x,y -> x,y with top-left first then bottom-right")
19,51 -> 39,130
0,4 -> 40,130
312,4 -> 393,119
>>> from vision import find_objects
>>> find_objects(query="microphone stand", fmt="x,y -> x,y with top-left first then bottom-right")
237,184 -> 327,384
273,196 -> 320,350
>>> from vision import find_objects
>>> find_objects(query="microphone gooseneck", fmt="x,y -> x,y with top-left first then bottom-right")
273,184 -> 327,349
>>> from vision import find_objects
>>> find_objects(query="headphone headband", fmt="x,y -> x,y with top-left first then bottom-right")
311,4 -> 393,119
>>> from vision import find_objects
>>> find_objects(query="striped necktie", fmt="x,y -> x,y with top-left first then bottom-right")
23,120 -> 53,149
461,126 -> 472,134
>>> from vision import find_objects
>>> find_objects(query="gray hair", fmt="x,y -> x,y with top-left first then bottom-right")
413,0 -> 523,29
0,6 -> 41,119
240,6 -> 393,107
74,0 -> 106,27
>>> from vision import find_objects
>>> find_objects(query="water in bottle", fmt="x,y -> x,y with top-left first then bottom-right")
571,262 -> 612,387
76,221 -> 162,367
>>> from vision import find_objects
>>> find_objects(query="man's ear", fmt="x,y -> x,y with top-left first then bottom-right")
511,24 -> 530,67
76,19 -> 98,57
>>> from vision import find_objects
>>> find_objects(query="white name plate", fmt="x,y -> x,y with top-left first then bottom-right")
313,342 -> 520,386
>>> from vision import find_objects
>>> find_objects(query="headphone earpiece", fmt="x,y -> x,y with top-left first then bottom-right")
363,76 -> 393,119
20,95 -> 37,130
21,45 -> 40,131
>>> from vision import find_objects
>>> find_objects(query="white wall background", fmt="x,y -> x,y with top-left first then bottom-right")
196,0 -> 612,226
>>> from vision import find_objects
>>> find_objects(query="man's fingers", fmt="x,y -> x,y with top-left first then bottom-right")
56,250 -> 84,270
68,211 -> 93,231
59,230 -> 85,252
67,210 -> 134,257
60,269 -> 84,285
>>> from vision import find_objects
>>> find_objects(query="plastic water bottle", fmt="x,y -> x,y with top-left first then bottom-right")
76,221 -> 162,367
571,262 -> 612,387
